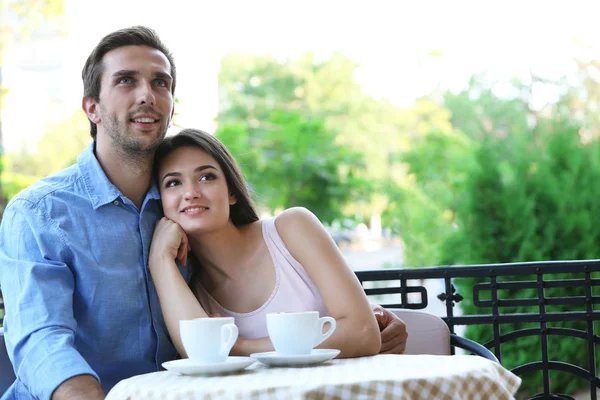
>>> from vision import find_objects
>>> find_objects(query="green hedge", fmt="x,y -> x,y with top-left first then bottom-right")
440,120 -> 600,396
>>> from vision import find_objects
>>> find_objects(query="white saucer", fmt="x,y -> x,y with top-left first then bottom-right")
250,349 -> 340,367
162,357 -> 255,375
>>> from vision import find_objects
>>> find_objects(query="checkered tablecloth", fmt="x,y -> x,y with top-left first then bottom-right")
106,354 -> 521,399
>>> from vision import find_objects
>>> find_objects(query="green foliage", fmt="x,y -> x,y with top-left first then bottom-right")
556,59 -> 600,141
6,111 -> 90,177
217,110 -> 368,224
444,75 -> 530,142
382,180 -> 454,268
383,128 -> 474,267
3,110 -> 90,199
440,120 -> 600,396
218,52 -> 362,124
217,52 -> 411,220
399,76 -> 600,395
2,171 -> 38,201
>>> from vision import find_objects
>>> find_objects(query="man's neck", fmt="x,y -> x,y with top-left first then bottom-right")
94,138 -> 154,209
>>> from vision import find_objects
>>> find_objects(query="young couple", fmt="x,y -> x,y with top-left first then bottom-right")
150,128 -> 389,358
0,26 -> 406,400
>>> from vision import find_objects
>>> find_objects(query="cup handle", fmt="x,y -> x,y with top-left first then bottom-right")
220,323 -> 239,358
314,316 -> 336,347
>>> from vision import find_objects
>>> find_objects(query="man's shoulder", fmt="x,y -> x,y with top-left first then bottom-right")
8,164 -> 83,210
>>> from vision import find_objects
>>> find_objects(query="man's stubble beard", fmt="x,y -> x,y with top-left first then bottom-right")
100,105 -> 169,161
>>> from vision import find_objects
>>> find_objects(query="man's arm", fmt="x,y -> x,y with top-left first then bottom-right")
52,375 -> 105,400
0,200 -> 100,399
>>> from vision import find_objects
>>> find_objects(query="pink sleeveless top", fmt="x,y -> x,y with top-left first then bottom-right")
194,217 -> 330,339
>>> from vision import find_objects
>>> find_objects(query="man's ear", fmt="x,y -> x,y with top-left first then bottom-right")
82,97 -> 101,124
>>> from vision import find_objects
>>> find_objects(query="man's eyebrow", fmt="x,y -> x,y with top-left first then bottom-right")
111,71 -> 172,81
112,70 -> 138,77
154,71 -> 173,81
161,165 -> 217,183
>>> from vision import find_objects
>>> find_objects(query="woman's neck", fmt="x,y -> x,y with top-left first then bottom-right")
188,222 -> 261,291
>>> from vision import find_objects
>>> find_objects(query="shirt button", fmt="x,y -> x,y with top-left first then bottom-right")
113,200 -> 119,206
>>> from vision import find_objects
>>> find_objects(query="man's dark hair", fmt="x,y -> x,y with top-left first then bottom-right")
81,26 -> 176,139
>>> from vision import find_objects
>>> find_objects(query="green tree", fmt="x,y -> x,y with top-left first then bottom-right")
217,53 -> 397,220
216,110 -> 367,224
444,75 -> 531,142
385,126 -> 474,268
217,52 -> 363,125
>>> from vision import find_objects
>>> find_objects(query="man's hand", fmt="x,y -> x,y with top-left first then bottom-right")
52,374 -> 105,400
372,304 -> 408,354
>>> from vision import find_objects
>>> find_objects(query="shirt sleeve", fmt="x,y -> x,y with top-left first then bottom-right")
0,198 -> 100,399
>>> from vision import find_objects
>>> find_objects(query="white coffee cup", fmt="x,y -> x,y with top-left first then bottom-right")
179,317 -> 238,364
266,311 -> 336,355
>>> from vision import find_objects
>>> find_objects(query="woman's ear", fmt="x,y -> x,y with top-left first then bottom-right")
229,193 -> 238,206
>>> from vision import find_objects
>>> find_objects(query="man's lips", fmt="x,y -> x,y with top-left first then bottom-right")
130,114 -> 159,124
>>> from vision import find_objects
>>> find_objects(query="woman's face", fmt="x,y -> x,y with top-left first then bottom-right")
157,146 -> 236,235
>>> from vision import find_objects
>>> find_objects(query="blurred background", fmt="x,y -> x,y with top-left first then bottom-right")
2,0 -> 600,397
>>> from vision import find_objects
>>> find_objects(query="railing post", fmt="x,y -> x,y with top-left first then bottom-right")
584,268 -> 597,400
490,274 -> 502,364
536,270 -> 550,396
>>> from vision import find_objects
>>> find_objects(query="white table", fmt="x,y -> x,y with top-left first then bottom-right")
107,354 -> 521,399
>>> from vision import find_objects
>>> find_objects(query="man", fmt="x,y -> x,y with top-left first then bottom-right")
0,26 -> 407,400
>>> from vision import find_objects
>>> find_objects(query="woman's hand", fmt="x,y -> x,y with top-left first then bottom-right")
147,218 -> 209,358
149,217 -> 190,270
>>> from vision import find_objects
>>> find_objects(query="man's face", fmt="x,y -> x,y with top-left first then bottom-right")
88,45 -> 175,155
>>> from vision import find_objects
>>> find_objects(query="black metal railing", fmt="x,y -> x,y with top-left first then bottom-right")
355,259 -> 600,400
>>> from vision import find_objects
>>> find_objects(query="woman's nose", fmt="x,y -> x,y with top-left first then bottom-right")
183,188 -> 200,200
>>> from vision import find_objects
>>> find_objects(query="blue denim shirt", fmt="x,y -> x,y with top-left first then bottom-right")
0,143 -> 183,399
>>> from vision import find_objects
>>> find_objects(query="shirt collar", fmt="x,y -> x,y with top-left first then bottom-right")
78,142 -> 161,209
146,179 -> 161,201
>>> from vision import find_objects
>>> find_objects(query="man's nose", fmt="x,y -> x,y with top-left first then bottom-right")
137,81 -> 156,106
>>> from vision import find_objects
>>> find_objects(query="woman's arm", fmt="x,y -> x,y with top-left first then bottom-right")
148,218 -> 209,358
230,337 -> 274,356
274,207 -> 381,358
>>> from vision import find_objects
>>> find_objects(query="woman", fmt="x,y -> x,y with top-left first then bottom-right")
148,128 -> 381,359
